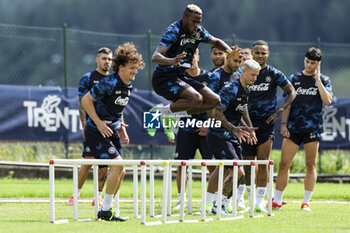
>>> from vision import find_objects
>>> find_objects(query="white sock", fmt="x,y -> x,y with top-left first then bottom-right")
206,192 -> 215,205
101,193 -> 114,211
256,187 -> 266,206
213,192 -> 218,203
157,105 -> 172,115
274,189 -> 284,205
302,190 -> 313,204
226,197 -> 232,207
246,186 -> 252,205
77,189 -> 81,198
98,191 -> 102,199
237,185 -> 245,202
178,192 -> 186,202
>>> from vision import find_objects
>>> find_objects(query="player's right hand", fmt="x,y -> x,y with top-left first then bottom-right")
232,126 -> 251,144
97,120 -> 113,138
173,51 -> 187,66
280,125 -> 290,138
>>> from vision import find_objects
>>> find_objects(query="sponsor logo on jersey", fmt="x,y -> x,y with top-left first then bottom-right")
249,83 -> 269,91
296,87 -> 318,95
180,37 -> 196,46
114,96 -> 129,106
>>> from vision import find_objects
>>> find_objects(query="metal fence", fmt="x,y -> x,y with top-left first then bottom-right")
1,23 -> 350,96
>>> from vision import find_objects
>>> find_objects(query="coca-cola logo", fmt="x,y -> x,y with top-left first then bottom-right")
296,87 -> 318,95
248,83 -> 269,91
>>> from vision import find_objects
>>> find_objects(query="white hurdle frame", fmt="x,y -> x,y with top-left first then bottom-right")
49,159 -> 274,225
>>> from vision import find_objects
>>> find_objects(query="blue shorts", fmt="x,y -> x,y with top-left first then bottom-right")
175,129 -> 214,160
287,132 -> 321,146
83,125 -> 122,159
152,69 -> 205,102
206,133 -> 242,168
242,117 -> 274,157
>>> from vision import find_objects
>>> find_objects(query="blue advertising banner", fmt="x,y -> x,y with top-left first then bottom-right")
0,85 -> 350,149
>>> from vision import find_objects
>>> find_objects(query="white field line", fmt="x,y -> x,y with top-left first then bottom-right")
0,198 -> 348,204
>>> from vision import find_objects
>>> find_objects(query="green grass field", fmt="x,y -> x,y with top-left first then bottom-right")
0,178 -> 349,232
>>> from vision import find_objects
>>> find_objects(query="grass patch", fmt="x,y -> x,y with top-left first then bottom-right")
0,202 -> 349,233
1,178 -> 349,200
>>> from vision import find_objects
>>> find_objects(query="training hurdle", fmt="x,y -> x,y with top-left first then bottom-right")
49,159 -> 274,225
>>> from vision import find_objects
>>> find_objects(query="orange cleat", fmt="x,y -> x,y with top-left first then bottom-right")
301,203 -> 311,211
270,201 -> 282,210
91,198 -> 103,206
67,196 -> 74,206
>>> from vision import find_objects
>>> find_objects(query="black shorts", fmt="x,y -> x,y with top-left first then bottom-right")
242,117 -> 274,157
83,126 -> 122,160
175,129 -> 214,160
287,132 -> 321,146
82,139 -> 108,168
206,133 -> 242,168
152,70 -> 205,102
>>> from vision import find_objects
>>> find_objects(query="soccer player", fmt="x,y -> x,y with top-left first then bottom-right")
151,4 -> 242,117
273,47 -> 333,211
204,46 -> 245,213
173,49 -> 215,209
206,59 -> 260,215
67,47 -> 112,207
210,47 -> 225,72
242,40 -> 296,213
82,42 -> 145,221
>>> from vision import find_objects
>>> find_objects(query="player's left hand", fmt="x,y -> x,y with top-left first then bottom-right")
117,123 -> 129,144
196,127 -> 208,136
266,108 -> 284,124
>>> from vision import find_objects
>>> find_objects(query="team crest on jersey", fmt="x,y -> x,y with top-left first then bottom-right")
194,32 -> 202,40
265,76 -> 272,82
179,81 -> 186,86
108,147 -> 116,154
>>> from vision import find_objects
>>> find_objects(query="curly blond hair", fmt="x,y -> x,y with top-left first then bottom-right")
112,42 -> 145,73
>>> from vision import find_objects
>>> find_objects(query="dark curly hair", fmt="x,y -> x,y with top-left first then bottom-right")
112,42 -> 145,73
305,47 -> 322,61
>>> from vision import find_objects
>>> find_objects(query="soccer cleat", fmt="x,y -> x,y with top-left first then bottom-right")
254,205 -> 267,213
205,203 -> 213,213
211,204 -> 230,216
67,196 -> 74,206
269,201 -> 283,210
301,203 -> 311,211
161,115 -> 176,143
237,199 -> 246,211
225,204 -> 232,214
172,201 -> 181,210
97,208 -> 128,222
272,197 -> 287,205
91,198 -> 103,206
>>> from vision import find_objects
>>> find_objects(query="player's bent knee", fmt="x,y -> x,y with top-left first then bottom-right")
189,92 -> 203,106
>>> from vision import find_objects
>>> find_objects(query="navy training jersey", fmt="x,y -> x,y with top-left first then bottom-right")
87,73 -> 132,133
286,72 -> 333,134
248,65 -> 289,119
78,70 -> 107,96
155,20 -> 212,73
207,67 -> 240,93
208,79 -> 249,140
